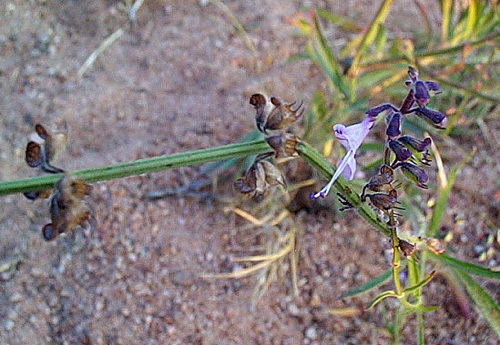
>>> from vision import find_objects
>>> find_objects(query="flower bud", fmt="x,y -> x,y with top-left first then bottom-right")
386,112 -> 402,139
389,139 -> 412,162
398,136 -> 431,152
416,107 -> 447,129
365,103 -> 398,117
400,162 -> 429,189
414,81 -> 430,107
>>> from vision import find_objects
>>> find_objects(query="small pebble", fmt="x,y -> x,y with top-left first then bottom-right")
305,326 -> 317,340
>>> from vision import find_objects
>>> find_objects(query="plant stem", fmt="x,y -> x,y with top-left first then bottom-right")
389,212 -> 402,295
295,139 -> 392,238
0,139 -> 272,196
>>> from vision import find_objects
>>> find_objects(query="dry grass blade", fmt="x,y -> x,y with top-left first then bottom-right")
77,28 -> 124,78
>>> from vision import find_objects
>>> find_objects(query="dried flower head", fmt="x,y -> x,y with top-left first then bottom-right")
361,165 -> 395,200
399,239 -> 416,257
265,132 -> 298,158
234,155 -> 285,201
364,189 -> 398,212
42,175 -> 93,241
25,123 -> 67,174
249,94 -> 303,133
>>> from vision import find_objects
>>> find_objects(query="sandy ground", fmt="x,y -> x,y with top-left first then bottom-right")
1,1 -> 499,344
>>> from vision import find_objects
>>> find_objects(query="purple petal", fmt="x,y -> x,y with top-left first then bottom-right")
337,153 -> 356,180
334,116 -> 374,151
416,107 -> 447,129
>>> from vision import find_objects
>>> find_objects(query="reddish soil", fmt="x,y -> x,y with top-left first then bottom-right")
1,1 -> 499,344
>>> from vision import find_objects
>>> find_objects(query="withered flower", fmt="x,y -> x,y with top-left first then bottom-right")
234,156 -> 285,201
399,239 -> 416,257
364,189 -> 398,212
25,124 -> 66,174
249,93 -> 268,133
361,165 -> 394,199
42,175 -> 93,241
249,94 -> 303,133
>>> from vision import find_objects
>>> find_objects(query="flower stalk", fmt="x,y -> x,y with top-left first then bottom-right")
0,139 -> 272,196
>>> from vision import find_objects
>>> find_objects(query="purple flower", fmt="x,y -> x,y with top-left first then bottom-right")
310,116 -> 374,199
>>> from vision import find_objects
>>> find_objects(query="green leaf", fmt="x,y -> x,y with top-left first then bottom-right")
339,266 -> 393,299
427,147 -> 475,238
350,0 -> 394,74
429,251 -> 500,280
453,269 -> 500,337
365,290 -> 397,310
402,270 -> 437,295
309,12 -> 350,100
315,8 -> 362,32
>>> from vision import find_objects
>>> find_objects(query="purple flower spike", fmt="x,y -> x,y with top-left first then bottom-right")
386,112 -> 402,139
310,116 -> 374,199
416,107 -> 447,129
389,139 -> 412,162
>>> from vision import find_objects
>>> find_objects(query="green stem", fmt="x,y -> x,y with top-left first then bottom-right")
0,139 -> 272,196
295,139 -> 392,238
389,212 -> 402,296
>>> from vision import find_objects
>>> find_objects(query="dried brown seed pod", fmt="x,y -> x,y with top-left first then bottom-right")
250,93 -> 268,133
265,132 -> 298,158
42,175 -> 93,241
264,97 -> 304,132
234,158 -> 286,201
25,123 -> 66,174
399,239 -> 416,257
364,189 -> 398,212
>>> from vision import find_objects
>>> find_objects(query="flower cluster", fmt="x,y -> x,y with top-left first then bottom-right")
234,94 -> 303,200
310,67 -> 447,216
24,124 -> 94,241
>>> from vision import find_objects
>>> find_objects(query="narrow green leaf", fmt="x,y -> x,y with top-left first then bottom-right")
427,147 -> 475,237
365,290 -> 397,310
310,13 -> 350,100
419,305 -> 439,313
403,270 -> 437,295
339,267 -> 392,299
429,251 -> 500,280
453,269 -> 500,337
464,0 -> 478,39
315,8 -> 362,32
351,0 -> 394,74
441,0 -> 452,42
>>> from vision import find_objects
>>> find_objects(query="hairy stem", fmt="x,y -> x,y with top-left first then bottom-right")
295,139 -> 392,238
